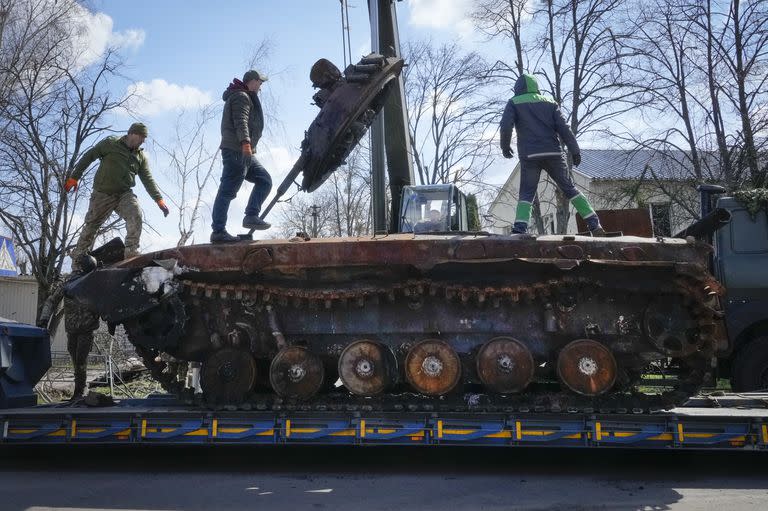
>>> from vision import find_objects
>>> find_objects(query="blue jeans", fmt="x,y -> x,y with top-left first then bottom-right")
211,148 -> 272,232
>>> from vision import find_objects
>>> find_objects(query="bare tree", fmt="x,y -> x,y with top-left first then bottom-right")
0,0 -> 128,317
403,40 -> 498,187
534,0 -> 643,232
325,147 -> 372,237
274,146 -> 373,239
153,105 -> 220,247
715,0 -> 768,187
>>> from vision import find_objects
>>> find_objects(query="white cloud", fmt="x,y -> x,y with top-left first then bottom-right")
407,0 -> 474,37
123,79 -> 213,117
71,6 -> 145,69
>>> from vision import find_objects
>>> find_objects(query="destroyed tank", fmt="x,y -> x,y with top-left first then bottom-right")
66,54 -> 727,412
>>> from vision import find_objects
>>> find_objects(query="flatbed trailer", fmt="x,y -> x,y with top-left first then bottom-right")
2,393 -> 767,451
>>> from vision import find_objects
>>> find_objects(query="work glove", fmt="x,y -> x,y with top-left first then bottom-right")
572,153 -> 581,167
157,199 -> 170,217
64,178 -> 78,192
241,141 -> 252,158
502,147 -> 514,159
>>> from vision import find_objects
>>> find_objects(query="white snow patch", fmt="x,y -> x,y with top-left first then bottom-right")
141,266 -> 175,294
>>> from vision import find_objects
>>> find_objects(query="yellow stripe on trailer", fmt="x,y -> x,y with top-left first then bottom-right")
330,430 -> 355,437
360,419 -> 366,438
184,429 -> 209,437
762,424 -> 768,445
285,419 -> 291,438
212,419 -> 218,438
515,421 -> 522,441
595,422 -> 602,441
71,420 -> 77,438
437,420 -> 443,439
677,423 -> 685,443
47,429 -> 66,437
141,419 -> 147,438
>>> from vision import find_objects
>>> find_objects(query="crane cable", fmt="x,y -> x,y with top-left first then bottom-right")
339,0 -> 353,68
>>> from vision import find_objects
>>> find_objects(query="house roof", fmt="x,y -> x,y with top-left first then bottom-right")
578,149 -> 701,181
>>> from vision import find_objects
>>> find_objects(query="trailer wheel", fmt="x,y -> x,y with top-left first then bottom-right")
731,336 -> 768,391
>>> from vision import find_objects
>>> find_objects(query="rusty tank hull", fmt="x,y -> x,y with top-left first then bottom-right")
67,233 -> 726,412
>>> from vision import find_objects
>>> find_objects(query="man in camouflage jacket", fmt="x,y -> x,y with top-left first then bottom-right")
65,123 -> 170,265
38,259 -> 100,399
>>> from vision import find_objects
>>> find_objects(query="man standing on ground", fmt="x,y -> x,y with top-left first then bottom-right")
210,69 -> 273,243
66,122 -> 169,265
499,73 -> 604,235
38,256 -> 100,400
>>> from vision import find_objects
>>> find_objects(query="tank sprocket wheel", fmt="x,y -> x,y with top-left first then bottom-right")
270,346 -> 325,400
200,347 -> 257,405
476,337 -> 534,394
557,339 -> 617,396
405,339 -> 461,396
338,340 -> 397,396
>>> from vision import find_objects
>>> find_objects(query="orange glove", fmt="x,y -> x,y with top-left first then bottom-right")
64,178 -> 78,192
157,199 -> 169,217
241,141 -> 252,158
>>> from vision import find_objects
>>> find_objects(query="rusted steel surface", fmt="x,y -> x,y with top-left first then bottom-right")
557,339 -> 618,396
404,339 -> 461,396
576,208 -> 654,237
118,234 -> 714,278
476,337 -> 535,394
66,230 -> 728,411
338,340 -> 395,396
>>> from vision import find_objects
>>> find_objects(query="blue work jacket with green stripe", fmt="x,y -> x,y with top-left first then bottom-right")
499,73 -> 580,160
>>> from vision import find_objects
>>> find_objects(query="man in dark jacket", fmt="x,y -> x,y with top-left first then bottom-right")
500,73 -> 603,235
210,69 -> 273,243
66,123 -> 169,265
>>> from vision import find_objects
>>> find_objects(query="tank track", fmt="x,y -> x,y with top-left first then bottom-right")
128,266 -> 720,414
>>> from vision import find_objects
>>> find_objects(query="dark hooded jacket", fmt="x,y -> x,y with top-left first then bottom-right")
499,74 -> 579,160
220,79 -> 264,152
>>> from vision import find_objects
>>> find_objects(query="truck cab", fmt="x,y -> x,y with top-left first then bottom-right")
711,195 -> 768,390
398,184 -> 469,233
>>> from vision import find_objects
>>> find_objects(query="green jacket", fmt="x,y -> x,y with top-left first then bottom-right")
72,136 -> 163,201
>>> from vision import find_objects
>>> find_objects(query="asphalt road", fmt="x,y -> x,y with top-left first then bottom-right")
0,445 -> 766,511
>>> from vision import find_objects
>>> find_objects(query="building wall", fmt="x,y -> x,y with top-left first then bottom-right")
488,165 -> 699,236
487,163 -> 594,234
0,276 -> 37,324
0,275 -> 68,353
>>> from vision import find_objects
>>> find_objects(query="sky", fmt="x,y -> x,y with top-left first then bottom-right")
58,0 -> 511,254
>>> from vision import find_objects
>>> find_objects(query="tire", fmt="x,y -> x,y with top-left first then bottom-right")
731,336 -> 768,391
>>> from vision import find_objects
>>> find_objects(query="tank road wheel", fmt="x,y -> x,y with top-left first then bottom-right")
405,339 -> 461,396
200,347 -> 257,405
476,337 -> 535,394
338,340 -> 397,396
270,346 -> 325,400
557,339 -> 617,396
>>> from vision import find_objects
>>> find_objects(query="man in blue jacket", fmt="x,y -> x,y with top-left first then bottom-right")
500,73 -> 603,235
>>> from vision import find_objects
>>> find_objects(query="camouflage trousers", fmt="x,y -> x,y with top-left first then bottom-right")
73,190 -> 143,266
67,331 -> 94,398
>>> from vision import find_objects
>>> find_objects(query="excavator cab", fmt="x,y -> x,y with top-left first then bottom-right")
398,184 -> 468,233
